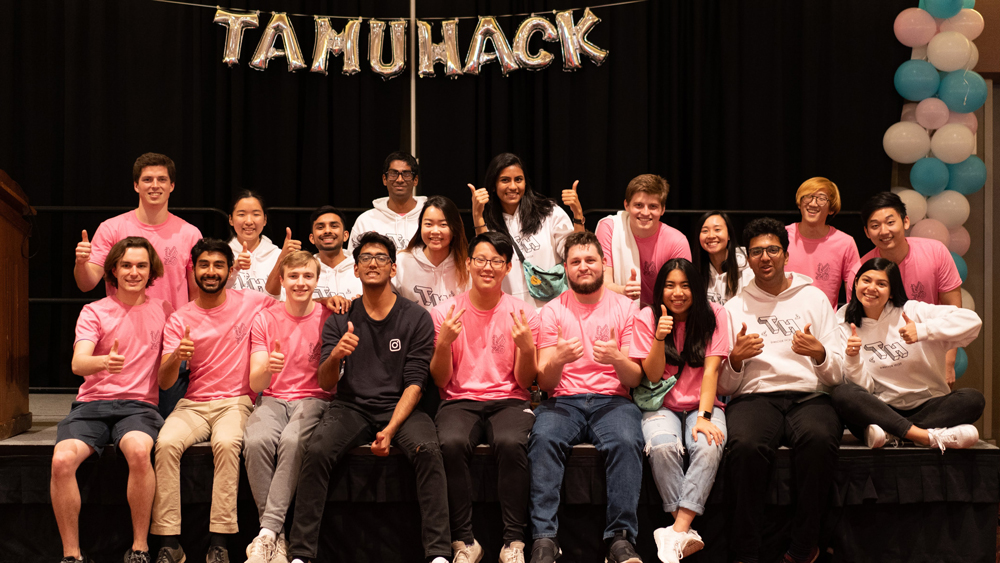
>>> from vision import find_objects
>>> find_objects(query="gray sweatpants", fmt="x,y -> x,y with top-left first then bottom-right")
243,396 -> 327,533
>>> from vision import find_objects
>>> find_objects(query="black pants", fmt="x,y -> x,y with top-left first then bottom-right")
288,399 -> 451,560
725,391 -> 842,561
831,382 -> 985,440
436,398 -> 535,545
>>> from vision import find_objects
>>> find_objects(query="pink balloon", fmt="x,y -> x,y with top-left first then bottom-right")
901,102 -> 918,123
915,98 -> 950,129
947,111 -> 978,134
895,8 -> 938,47
940,9 -> 984,40
947,226 -> 971,256
909,218 -> 951,247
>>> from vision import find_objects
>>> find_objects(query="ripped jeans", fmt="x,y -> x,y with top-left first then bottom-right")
641,406 -> 727,515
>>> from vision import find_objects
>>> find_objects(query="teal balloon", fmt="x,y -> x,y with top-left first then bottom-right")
954,347 -> 968,379
946,156 -> 987,195
963,0 -> 975,7
951,252 -> 968,282
925,0 -> 962,18
938,70 -> 988,113
910,158 -> 949,196
894,60 -> 941,101
919,0 -> 927,7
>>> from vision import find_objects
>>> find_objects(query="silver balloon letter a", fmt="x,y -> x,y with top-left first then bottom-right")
512,16 -> 558,71
214,9 -> 259,67
250,13 -> 307,72
417,20 -> 463,78
463,16 -> 519,76
369,19 -> 408,80
555,8 -> 609,71
311,17 -> 362,75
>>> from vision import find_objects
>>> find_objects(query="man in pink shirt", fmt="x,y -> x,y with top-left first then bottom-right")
859,192 -> 963,383
53,237 -> 174,563
528,231 -> 644,563
596,174 -> 691,307
429,232 -> 539,563
243,251 -> 332,563
152,238 -> 278,563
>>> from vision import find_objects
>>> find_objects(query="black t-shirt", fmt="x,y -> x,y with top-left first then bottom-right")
320,295 -> 434,413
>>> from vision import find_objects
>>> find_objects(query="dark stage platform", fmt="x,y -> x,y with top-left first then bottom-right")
1,395 -> 998,563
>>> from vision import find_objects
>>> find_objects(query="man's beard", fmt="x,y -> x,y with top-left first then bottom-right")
569,272 -> 604,295
196,272 -> 229,294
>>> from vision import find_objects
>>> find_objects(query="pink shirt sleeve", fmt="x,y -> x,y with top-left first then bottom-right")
250,312 -> 269,354
842,237 -> 861,289
162,313 -> 183,356
74,304 -> 103,346
934,242 -> 962,294
628,308 -> 655,360
595,218 -> 614,269
664,226 -> 692,261
706,304 -> 731,357
538,303 -> 560,349
88,218 -> 120,267
619,299 -> 637,349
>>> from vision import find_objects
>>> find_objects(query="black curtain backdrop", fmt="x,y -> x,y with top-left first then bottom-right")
0,0 -> 912,388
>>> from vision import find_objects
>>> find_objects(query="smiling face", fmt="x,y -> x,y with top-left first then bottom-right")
662,268 -> 693,319
354,242 -> 396,288
797,188 -> 833,226
855,269 -> 891,313
382,159 -> 418,200
194,251 -> 230,295
281,263 -> 319,305
309,212 -> 347,254
420,206 -> 452,254
624,191 -> 665,235
746,234 -> 787,285
134,165 -> 174,207
865,207 -> 910,253
699,214 -> 729,257
495,164 -> 526,213
565,243 -> 605,295
229,197 -> 267,246
113,247 -> 152,293
468,242 -> 511,293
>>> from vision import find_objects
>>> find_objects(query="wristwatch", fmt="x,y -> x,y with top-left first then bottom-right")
698,410 -> 712,421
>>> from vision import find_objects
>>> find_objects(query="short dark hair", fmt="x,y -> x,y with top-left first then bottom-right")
190,237 -> 234,268
861,191 -> 908,225
562,230 -> 604,262
230,190 -> 267,216
352,232 -> 397,264
104,237 -> 164,288
742,217 -> 789,251
133,153 -> 176,184
309,205 -> 347,230
844,258 -> 909,326
468,231 -> 515,263
382,151 -> 419,178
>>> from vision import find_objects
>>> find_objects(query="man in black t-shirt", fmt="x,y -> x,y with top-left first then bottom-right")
286,232 -> 450,563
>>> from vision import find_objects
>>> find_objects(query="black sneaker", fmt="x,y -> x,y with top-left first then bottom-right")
125,550 -> 152,563
530,538 -> 561,563
60,556 -> 91,563
205,546 -> 230,563
155,545 -> 186,563
606,532 -> 642,563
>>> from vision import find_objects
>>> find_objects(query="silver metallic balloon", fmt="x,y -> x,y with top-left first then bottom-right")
250,12 -> 308,72
555,8 -> 609,71
463,16 -> 519,76
369,19 -> 408,80
311,17 -> 362,75
512,16 -> 558,70
213,9 -> 259,67
417,20 -> 463,78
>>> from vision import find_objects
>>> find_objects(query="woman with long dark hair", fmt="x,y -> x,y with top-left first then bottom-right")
468,152 -> 583,309
628,259 -> 729,562
227,190 -> 281,295
832,258 -> 983,450
693,211 -> 752,305
394,196 -> 470,311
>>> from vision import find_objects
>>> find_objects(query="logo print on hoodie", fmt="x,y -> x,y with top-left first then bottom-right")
414,286 -> 453,308
909,281 -> 928,302
492,334 -> 506,354
864,341 -> 909,362
757,316 -> 800,336
514,234 -> 541,253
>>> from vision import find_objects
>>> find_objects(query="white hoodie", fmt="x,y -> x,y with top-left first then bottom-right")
313,253 -> 362,300
393,249 -> 470,311
227,235 -> 281,296
502,206 -> 575,310
347,196 -> 427,252
720,272 -> 844,396
837,300 -> 981,410
706,246 -> 755,305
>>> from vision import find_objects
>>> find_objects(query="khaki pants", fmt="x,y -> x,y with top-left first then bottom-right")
150,396 -> 252,535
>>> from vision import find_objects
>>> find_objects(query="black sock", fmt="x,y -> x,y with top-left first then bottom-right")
209,533 -> 229,549
160,536 -> 180,549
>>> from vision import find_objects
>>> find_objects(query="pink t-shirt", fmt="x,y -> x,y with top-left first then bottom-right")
74,295 -> 175,405
250,304 -> 333,401
629,303 -> 729,412
163,289 -> 278,401
89,210 -> 203,310
784,224 -> 861,309
596,220 -> 692,305
859,237 -> 961,305
431,292 -> 539,402
538,289 -> 638,398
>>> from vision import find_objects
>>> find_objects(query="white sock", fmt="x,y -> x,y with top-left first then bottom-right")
259,528 -> 277,541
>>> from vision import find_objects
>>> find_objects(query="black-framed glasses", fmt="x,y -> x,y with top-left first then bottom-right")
385,170 -> 415,181
358,253 -> 392,266
803,193 -> 829,205
748,245 -> 783,258
471,256 -> 507,268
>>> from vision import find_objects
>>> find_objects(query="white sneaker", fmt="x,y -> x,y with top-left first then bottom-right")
865,424 -> 901,448
681,528 -> 704,558
451,539 -> 484,563
653,526 -> 705,563
499,541 -> 526,563
431,558 -> 450,563
246,535 -> 276,563
927,424 -> 979,453
272,535 -> 289,563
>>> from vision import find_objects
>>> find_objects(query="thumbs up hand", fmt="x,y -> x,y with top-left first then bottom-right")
105,338 -> 125,373
792,323 -> 825,362
846,323 -> 862,357
730,322 -> 764,369
281,227 -> 301,256
469,183 -> 489,223
177,325 -> 195,361
592,327 -> 621,365
554,325 -> 584,365
625,268 -> 641,301
655,305 -> 673,341
899,312 -> 919,344
333,321 -> 359,361
561,180 -> 584,221
268,340 -> 285,374
75,230 -> 92,265
234,240 -> 252,272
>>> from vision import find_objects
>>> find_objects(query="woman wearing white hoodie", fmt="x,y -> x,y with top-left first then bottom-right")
227,190 -> 281,296
832,257 -> 983,451
394,196 -> 471,311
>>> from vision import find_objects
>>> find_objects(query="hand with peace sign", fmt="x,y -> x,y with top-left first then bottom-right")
510,309 -> 535,353
845,323 -> 862,357
438,305 -> 466,347
104,339 -> 125,374
655,305 -> 673,341
729,323 -> 763,370
553,326 -> 584,365
234,240 -> 252,272
176,326 -> 195,361
592,327 -> 622,365
561,180 -> 584,224
469,183 -> 490,229
268,340 -> 285,374
899,312 -> 919,344
791,323 -> 825,363
75,230 -> 92,265
625,268 -> 641,301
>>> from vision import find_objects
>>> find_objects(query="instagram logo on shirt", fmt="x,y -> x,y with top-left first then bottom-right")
161,246 -> 179,266
389,338 -> 401,352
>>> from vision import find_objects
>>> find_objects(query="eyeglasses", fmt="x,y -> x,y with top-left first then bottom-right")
358,253 -> 392,266
748,245 -> 783,258
471,256 -> 507,268
802,194 -> 830,205
385,170 -> 415,181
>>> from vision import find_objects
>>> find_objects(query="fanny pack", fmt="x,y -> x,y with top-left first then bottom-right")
633,374 -> 677,412
512,241 -> 567,302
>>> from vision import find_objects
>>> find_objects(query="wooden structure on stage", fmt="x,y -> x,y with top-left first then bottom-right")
0,170 -> 32,440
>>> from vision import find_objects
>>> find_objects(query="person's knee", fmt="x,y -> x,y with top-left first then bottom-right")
958,389 -> 986,414
212,435 -> 243,458
154,433 -> 186,460
725,432 -> 771,463
51,449 -> 83,480
492,432 -> 528,457
119,436 -> 154,469
647,431 -> 684,464
413,439 -> 443,461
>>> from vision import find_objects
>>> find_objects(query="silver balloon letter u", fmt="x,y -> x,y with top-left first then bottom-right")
311,17 -> 362,75
369,19 -> 408,80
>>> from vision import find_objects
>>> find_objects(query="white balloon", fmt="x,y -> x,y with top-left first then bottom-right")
930,123 -> 974,163
883,122 -> 930,163
966,41 -> 979,70
891,186 -> 908,194
940,9 -> 984,41
927,31 -> 971,72
896,188 -> 928,222
926,190 -> 970,228
961,288 -> 975,311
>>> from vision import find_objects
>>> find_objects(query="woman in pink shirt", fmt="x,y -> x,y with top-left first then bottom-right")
629,258 -> 729,563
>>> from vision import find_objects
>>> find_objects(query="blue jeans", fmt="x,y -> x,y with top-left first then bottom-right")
641,406 -> 727,515
528,394 -> 644,541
